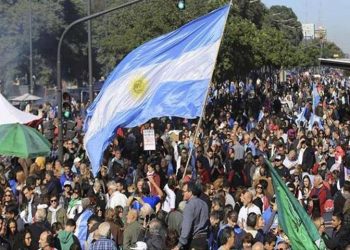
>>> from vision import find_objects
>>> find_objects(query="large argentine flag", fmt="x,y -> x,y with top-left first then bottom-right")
84,5 -> 231,176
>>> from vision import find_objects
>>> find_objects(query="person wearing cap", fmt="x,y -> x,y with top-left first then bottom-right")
130,241 -> 148,250
72,157 -> 81,175
61,181 -> 72,210
273,155 -> 289,180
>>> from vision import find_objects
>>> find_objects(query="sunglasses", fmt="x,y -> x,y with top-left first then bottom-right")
4,194 -> 11,197
50,199 -> 57,203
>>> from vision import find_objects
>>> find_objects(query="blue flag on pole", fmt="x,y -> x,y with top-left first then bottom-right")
84,5 -> 230,176
312,82 -> 320,112
295,107 -> 306,126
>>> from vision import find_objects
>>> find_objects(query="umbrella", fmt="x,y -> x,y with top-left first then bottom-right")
0,123 -> 51,158
10,93 -> 42,102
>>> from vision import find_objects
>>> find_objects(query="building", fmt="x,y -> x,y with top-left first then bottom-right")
315,26 -> 327,41
302,23 -> 315,40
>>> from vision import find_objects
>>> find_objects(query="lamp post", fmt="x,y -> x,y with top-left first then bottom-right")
29,0 -> 33,94
87,0 -> 93,103
57,0 -> 146,161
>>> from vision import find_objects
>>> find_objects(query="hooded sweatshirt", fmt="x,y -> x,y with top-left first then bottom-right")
57,230 -> 74,250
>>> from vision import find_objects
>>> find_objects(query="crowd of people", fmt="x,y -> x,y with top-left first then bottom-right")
0,70 -> 350,250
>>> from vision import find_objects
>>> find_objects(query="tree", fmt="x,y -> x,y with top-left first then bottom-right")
263,5 -> 303,46
0,0 -> 64,85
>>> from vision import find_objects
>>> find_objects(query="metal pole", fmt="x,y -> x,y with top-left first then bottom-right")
29,0 -> 33,94
182,2 -> 231,179
57,0 -> 146,162
87,0 -> 93,102
182,83 -> 212,180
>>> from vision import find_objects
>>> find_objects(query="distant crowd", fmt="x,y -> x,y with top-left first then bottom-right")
0,70 -> 350,250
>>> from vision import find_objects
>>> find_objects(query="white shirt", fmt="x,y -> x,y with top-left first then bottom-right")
162,184 -> 176,213
283,157 -> 298,170
298,147 -> 306,165
238,203 -> 261,229
225,193 -> 235,208
106,191 -> 127,209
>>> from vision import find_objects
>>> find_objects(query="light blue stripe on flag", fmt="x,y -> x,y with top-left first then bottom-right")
84,5 -> 231,176
312,82 -> 320,112
75,209 -> 93,250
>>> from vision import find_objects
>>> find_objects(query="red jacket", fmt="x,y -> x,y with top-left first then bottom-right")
199,168 -> 210,184
310,185 -> 329,215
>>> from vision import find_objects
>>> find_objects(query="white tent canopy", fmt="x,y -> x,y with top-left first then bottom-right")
10,93 -> 42,102
0,93 -> 40,125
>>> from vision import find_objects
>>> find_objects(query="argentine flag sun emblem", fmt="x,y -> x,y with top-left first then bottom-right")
130,76 -> 149,98
84,4 -> 231,176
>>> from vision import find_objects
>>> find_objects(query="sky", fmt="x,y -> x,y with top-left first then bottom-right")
262,0 -> 350,56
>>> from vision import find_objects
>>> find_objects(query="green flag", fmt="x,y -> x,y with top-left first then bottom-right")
265,159 -> 326,249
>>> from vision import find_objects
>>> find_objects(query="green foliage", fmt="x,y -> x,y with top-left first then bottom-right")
0,0 -> 64,84
0,0 -> 345,87
263,5 -> 303,46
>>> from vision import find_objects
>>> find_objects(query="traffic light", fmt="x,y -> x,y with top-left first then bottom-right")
62,92 -> 72,120
177,0 -> 185,10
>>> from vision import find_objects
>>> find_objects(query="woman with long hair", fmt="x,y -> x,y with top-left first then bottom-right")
18,229 -> 32,250
301,175 -> 313,211
6,218 -> 20,249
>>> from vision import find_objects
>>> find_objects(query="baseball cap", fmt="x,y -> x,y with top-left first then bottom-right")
74,157 -> 81,164
64,181 -> 72,187
275,155 -> 282,161
324,199 -> 334,212
130,241 -> 147,250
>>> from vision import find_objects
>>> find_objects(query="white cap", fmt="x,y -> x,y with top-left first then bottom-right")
74,157 -> 81,164
37,204 -> 48,209
64,181 -> 72,187
130,241 -> 147,250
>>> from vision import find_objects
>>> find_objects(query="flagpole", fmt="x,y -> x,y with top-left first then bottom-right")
182,3 -> 231,180
182,82 -> 212,179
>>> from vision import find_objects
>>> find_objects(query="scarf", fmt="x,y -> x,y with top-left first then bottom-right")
48,205 -> 62,225
68,198 -> 81,209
